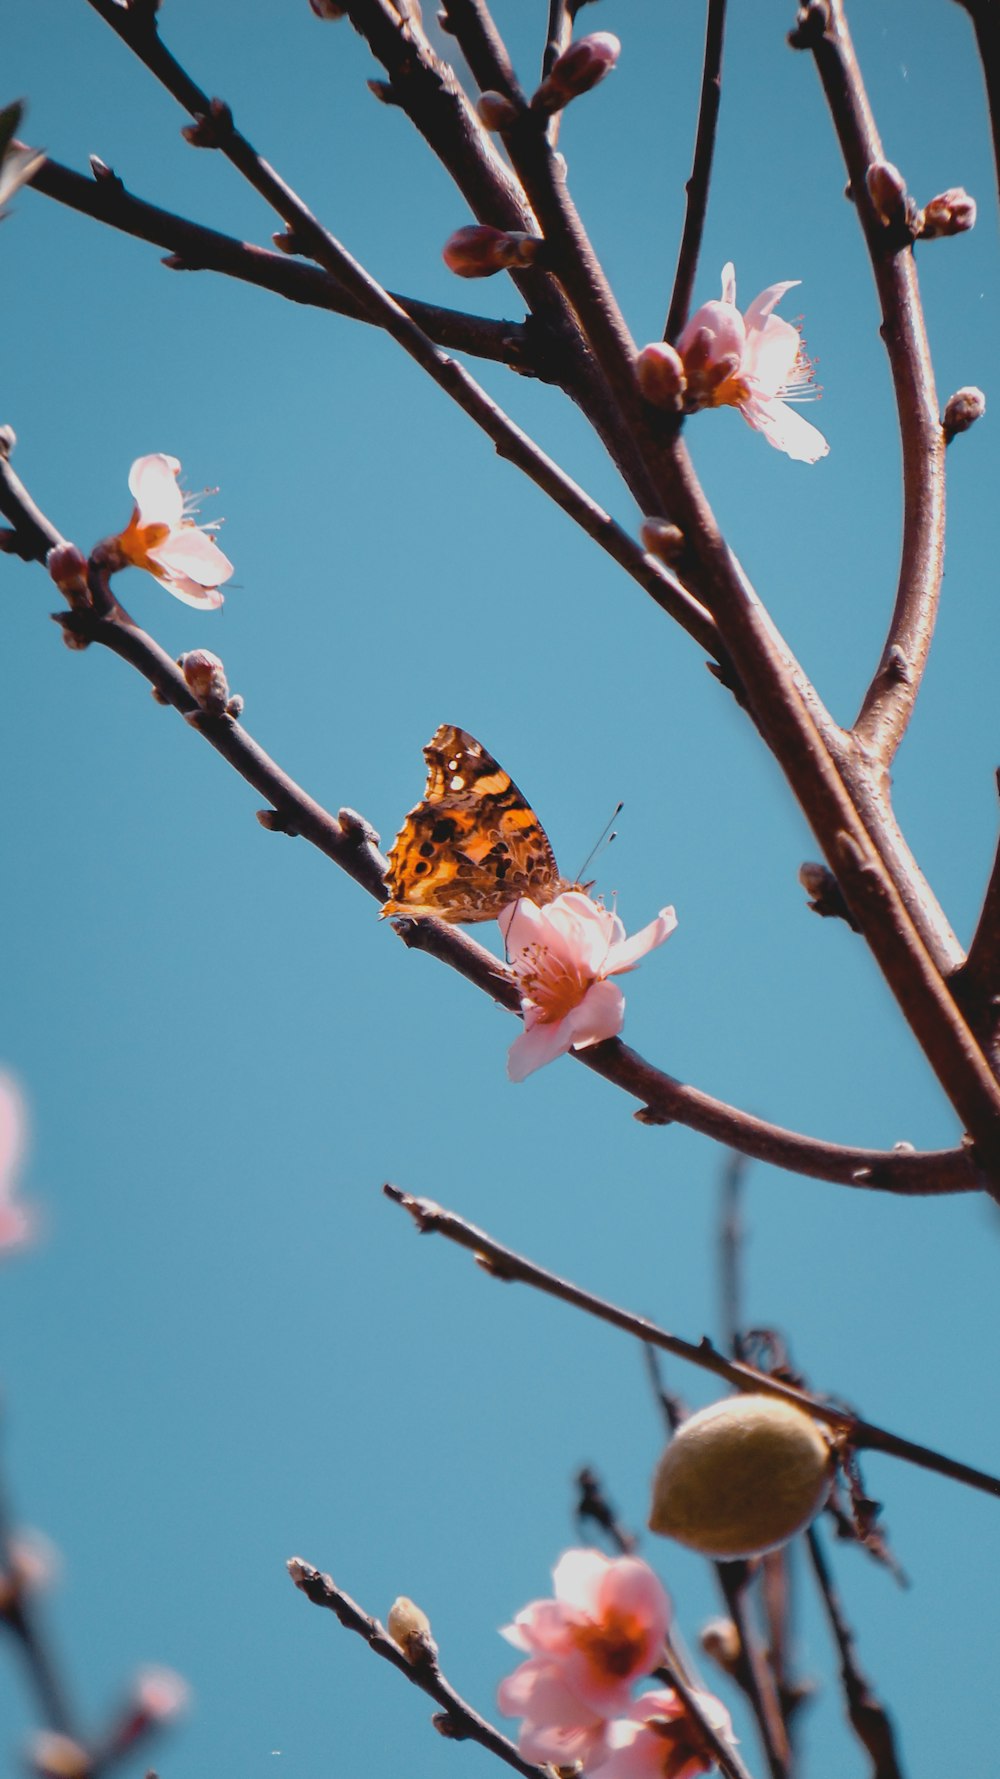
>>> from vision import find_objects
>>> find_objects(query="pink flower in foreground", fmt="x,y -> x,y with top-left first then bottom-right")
499,893 -> 677,1082
0,1072 -> 36,1256
116,454 -> 233,608
600,1688 -> 736,1779
498,1659 -> 613,1770
501,1550 -> 672,1718
676,262 -> 828,463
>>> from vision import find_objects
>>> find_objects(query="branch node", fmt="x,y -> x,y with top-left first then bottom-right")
181,99 -> 233,149
431,1712 -> 469,1742
338,806 -> 381,848
787,2 -> 829,51
256,808 -> 299,837
634,1104 -> 674,1127
798,861 -> 861,932
89,154 -> 124,189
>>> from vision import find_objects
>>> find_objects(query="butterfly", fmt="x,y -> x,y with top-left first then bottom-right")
382,724 -> 580,924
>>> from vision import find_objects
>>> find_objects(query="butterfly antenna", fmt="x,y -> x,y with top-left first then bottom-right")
575,801 -> 623,885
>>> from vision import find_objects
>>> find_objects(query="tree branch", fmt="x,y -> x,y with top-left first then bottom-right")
796,0 -> 945,772
664,0 -> 728,345
384,1184 -> 1000,1500
286,1559 -> 548,1779
952,0 -> 1000,215
805,1525 -> 905,1779
26,152 -> 539,372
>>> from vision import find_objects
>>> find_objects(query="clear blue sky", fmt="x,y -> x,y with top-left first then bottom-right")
2,4 -> 998,1777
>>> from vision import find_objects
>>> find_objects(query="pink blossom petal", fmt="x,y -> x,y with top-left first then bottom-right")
502,1598 -> 583,1655
0,1074 -> 26,1189
506,1013 -> 579,1082
595,1559 -> 671,1658
148,526 -> 234,588
742,312 -> 802,397
128,453 -> 184,528
605,907 -> 678,975
552,1549 -> 616,1612
499,1659 -> 609,1766
158,575 -> 227,611
740,396 -> 829,463
720,261 -> 737,306
742,278 -> 800,335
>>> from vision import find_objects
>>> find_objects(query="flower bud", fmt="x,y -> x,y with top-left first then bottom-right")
476,91 -> 520,131
442,225 -> 542,278
641,518 -> 685,563
178,648 -> 230,710
27,1733 -> 91,1779
0,1529 -> 58,1614
865,159 -> 908,227
387,1595 -> 438,1664
920,186 -> 976,238
649,1394 -> 835,1559
309,0 -> 347,15
636,342 -> 687,411
943,384 -> 986,440
133,1666 -> 191,1723
530,32 -> 621,116
699,1617 -> 742,1676
47,542 -> 90,602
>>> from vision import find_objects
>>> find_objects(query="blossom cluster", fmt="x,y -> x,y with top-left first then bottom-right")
498,1550 -> 733,1779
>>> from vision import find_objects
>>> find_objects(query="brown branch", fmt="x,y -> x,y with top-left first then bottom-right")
286,1559 -> 548,1779
952,0 -> 1000,214
654,1648 -> 757,1779
664,0 -> 728,344
805,1525 -> 905,1779
25,152 -> 538,373
796,0 -> 945,771
384,1184 -> 1000,1501
80,0 -> 719,658
950,769 -> 1000,1062
0,439 -> 988,1201
0,1468 -> 77,1737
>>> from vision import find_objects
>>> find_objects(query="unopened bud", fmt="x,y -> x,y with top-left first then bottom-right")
133,1666 -> 191,1724
181,99 -> 232,149
476,91 -> 520,131
178,648 -> 230,710
649,1394 -> 835,1559
309,0 -> 347,15
865,159 -> 908,226
442,224 -> 542,279
47,542 -> 89,601
388,1596 -> 438,1665
943,384 -> 986,440
531,32 -> 621,116
920,186 -> 977,238
0,1530 -> 58,1615
636,342 -> 687,411
641,518 -> 684,563
27,1732 -> 91,1779
700,1617 -> 742,1676
89,156 -> 122,188
787,1 -> 829,49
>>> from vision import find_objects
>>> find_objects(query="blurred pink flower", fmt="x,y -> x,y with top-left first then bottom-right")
0,1072 -> 36,1256
498,1659 -> 612,1769
676,262 -> 828,463
116,454 -> 233,608
501,1550 -> 671,1718
599,1688 -> 736,1779
500,893 -> 676,1081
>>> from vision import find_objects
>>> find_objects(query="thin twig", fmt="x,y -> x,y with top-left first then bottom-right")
384,1185 -> 1000,1500
952,0 -> 1000,216
798,0 -> 945,771
286,1559 -> 548,1779
655,1648 -> 757,1779
805,1525 -> 905,1779
950,769 -> 1000,1062
718,1151 -> 748,1360
0,1463 -> 77,1736
664,0 -> 728,344
26,152 -> 538,372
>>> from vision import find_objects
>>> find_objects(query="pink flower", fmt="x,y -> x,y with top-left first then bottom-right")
499,893 -> 677,1082
676,262 -> 828,463
0,1072 -> 36,1257
116,454 -> 233,608
500,1550 -> 672,1719
599,1688 -> 735,1779
497,1659 -> 613,1770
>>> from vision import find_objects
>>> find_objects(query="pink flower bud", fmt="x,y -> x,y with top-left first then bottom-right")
178,648 -> 230,708
27,1733 -> 91,1779
920,186 -> 977,238
442,224 -> 542,278
531,32 -> 621,116
636,342 -> 687,410
133,1666 -> 191,1724
865,159 -> 909,226
943,385 -> 986,440
476,90 -> 520,131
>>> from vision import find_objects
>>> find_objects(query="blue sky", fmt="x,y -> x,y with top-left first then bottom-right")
2,4 -> 999,1777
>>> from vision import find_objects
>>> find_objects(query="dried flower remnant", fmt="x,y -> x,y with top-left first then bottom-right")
674,263 -> 828,463
649,1394 -> 835,1558
113,454 -> 233,608
500,893 -> 677,1081
599,1688 -> 736,1779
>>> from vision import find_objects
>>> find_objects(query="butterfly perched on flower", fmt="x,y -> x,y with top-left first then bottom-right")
382,725 -> 580,924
